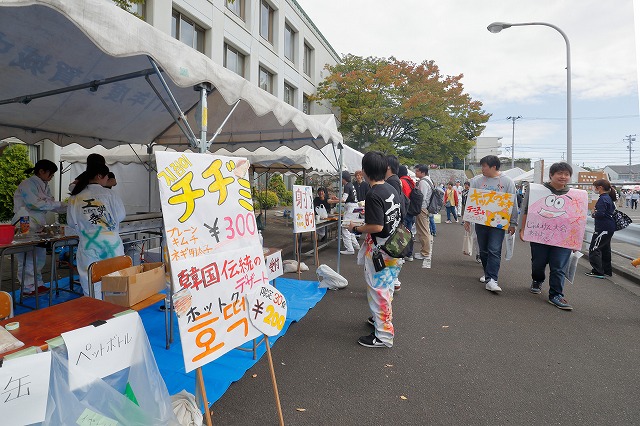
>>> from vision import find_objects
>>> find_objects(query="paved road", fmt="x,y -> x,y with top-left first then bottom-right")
213,219 -> 640,425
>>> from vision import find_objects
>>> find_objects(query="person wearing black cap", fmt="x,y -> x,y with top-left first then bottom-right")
337,170 -> 360,254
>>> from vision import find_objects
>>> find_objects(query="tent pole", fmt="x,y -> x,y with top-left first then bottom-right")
147,57 -> 199,148
337,143 -> 344,274
197,84 -> 210,153
147,144 -> 153,212
208,100 -> 241,145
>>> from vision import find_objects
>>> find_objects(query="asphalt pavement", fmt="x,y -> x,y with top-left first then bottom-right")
212,217 -> 640,425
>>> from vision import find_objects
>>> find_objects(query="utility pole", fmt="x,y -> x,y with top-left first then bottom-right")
625,134 -> 636,180
507,116 -> 521,169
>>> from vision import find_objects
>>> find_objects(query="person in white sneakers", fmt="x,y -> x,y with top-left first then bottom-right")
334,170 -> 360,255
463,155 -> 517,293
454,179 -> 463,217
413,165 -> 434,269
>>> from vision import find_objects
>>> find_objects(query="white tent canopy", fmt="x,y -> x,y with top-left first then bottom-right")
213,143 -> 363,174
500,167 -> 526,179
512,165 -> 587,183
0,0 -> 342,152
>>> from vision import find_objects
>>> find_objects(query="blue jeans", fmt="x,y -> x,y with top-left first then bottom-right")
475,224 -> 506,282
445,206 -> 457,221
403,215 -> 416,256
530,242 -> 571,298
429,214 -> 436,235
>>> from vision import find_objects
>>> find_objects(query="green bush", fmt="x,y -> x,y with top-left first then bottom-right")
268,174 -> 287,198
254,190 -> 279,210
0,145 -> 32,221
280,190 -> 293,206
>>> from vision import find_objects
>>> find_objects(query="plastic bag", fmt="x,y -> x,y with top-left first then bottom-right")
315,204 -> 328,219
433,213 -> 441,224
283,259 -> 309,273
564,251 -> 583,284
463,231 -> 473,256
171,390 -> 203,426
316,264 -> 348,289
505,233 -> 515,261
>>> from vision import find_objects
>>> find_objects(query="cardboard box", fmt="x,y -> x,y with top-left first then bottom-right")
101,262 -> 166,307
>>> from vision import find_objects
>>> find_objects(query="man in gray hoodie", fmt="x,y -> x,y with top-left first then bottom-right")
463,155 -> 518,293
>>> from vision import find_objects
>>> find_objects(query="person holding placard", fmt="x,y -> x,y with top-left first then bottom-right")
519,162 -> 584,310
347,151 -> 402,348
585,179 -> 617,279
67,164 -> 126,298
464,155 -> 518,293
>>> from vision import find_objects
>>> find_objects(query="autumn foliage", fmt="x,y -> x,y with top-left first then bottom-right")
313,55 -> 490,165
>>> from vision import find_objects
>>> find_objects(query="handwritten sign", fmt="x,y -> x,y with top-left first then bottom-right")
248,285 -> 288,336
1,351 -> 51,426
292,185 -> 315,233
62,312 -> 142,390
265,249 -> 283,282
76,408 -> 118,426
522,184 -> 588,250
156,152 -> 267,372
462,188 -> 515,230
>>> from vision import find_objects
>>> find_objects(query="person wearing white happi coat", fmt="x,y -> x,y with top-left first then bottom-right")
67,164 -> 126,299
13,160 -> 67,295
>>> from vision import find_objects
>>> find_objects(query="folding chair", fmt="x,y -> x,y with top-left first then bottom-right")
89,255 -> 171,349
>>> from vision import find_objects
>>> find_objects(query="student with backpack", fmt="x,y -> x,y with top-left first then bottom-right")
413,164 -> 437,268
399,166 -> 420,261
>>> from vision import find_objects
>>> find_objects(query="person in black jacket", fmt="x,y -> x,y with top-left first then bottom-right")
586,178 -> 617,279
353,170 -> 370,203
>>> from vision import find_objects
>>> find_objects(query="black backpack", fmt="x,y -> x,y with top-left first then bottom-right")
425,179 -> 444,214
401,176 -> 423,217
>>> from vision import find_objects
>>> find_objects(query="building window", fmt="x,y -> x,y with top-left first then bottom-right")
172,10 -> 205,53
224,43 -> 245,77
259,66 -> 273,94
303,43 -> 313,77
303,94 -> 311,114
284,24 -> 295,63
226,0 -> 244,20
284,83 -> 295,106
259,0 -> 274,43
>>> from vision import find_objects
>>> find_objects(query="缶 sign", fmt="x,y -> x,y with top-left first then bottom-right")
292,185 -> 315,233
156,152 -> 267,372
522,184 -> 588,250
463,188 -> 516,230
1,351 -> 51,426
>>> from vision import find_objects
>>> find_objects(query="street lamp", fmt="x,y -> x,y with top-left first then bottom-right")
488,21 -> 572,166
507,116 -> 521,169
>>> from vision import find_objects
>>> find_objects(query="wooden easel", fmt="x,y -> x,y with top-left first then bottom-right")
294,230 -> 319,279
195,367 -> 213,426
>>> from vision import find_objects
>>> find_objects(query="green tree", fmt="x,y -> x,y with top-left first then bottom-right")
0,145 -> 32,221
112,0 -> 145,18
313,55 -> 490,166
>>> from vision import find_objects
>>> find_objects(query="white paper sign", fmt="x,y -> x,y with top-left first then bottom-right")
248,285 -> 288,336
265,249 -> 283,282
462,188 -> 516,229
62,312 -> 141,390
292,185 -> 315,233
1,351 -> 52,426
156,152 -> 268,372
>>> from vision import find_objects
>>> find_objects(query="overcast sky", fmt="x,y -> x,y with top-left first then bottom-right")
295,0 -> 640,169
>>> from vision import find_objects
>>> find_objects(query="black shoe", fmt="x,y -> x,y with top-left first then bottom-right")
585,271 -> 605,279
358,333 -> 387,348
530,281 -> 542,294
367,316 -> 374,326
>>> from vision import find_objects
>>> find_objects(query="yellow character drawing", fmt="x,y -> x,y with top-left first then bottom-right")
484,210 -> 510,229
